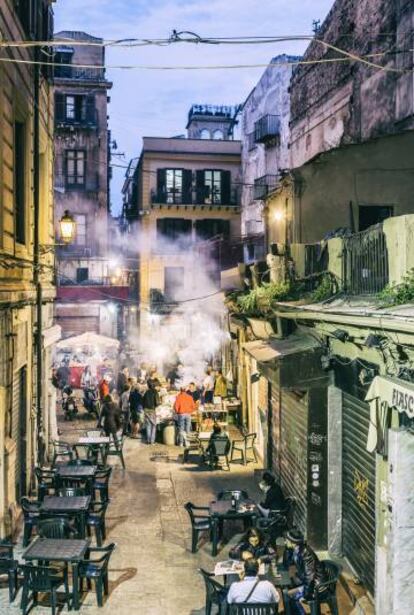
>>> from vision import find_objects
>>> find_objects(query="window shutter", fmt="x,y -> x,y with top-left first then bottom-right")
182,169 -> 193,204
85,95 -> 95,124
55,93 -> 65,122
221,171 -> 231,204
196,170 -> 205,204
157,169 -> 166,202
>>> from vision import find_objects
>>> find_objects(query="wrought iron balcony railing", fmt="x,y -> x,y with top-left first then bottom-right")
254,115 -> 280,144
343,224 -> 389,295
253,175 -> 278,200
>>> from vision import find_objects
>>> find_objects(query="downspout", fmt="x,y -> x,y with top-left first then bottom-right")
33,46 -> 44,465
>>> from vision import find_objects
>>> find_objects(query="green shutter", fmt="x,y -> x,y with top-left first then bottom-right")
221,170 -> 231,204
196,170 -> 205,204
157,169 -> 167,202
182,169 -> 193,204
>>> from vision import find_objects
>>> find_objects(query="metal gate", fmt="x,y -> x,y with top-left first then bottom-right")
342,393 -> 376,595
12,367 -> 27,501
269,382 -> 281,477
58,316 -> 99,338
280,390 -> 308,534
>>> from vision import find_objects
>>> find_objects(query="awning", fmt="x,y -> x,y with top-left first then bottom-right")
242,334 -> 328,389
365,375 -> 414,453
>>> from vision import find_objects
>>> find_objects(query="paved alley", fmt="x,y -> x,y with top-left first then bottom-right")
0,409 -> 355,615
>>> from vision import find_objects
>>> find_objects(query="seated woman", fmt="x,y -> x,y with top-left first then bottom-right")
229,527 -> 275,564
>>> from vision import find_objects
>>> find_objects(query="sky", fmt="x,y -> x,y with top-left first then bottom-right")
54,0 -> 334,215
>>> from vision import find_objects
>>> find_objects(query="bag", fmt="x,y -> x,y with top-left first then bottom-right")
243,579 -> 260,603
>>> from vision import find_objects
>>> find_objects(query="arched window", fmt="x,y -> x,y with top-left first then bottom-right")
200,129 -> 210,139
213,129 -> 224,140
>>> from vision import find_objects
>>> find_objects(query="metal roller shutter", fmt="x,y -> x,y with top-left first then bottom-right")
12,367 -> 27,501
342,392 -> 376,595
280,390 -> 308,534
59,316 -> 99,338
270,383 -> 281,477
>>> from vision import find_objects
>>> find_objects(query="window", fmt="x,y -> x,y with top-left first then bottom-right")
195,219 -> 230,240
358,205 -> 394,232
156,218 -> 192,243
164,267 -> 184,301
213,129 -> 224,140
65,95 -> 76,120
14,121 -> 26,245
76,267 -> 89,283
200,129 -> 210,139
74,214 -> 86,245
166,169 -> 183,204
204,170 -> 222,204
65,150 -> 85,188
156,169 -> 192,204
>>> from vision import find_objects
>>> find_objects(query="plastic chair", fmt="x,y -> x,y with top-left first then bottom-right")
184,502 -> 211,553
0,542 -> 18,602
38,516 -> 74,539
230,433 -> 258,465
19,563 -> 71,615
58,487 -> 85,497
208,436 -> 231,471
198,568 -> 228,615
35,467 -> 56,501
308,560 -> 341,615
107,434 -> 126,469
217,490 -> 249,501
78,543 -> 116,607
21,497 -> 41,547
182,433 -> 202,464
229,603 -> 278,614
87,501 -> 108,546
51,440 -> 74,466
256,497 -> 296,545
93,467 -> 112,502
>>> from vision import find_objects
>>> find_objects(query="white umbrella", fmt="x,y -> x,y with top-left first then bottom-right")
56,332 -> 120,351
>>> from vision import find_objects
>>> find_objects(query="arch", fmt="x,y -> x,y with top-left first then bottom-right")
213,129 -> 224,140
200,129 -> 210,139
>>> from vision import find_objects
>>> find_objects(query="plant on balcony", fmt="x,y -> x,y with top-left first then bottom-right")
309,273 -> 336,303
377,269 -> 414,307
235,282 -> 290,316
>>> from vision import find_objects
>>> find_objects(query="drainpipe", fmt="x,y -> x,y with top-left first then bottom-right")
33,47 -> 44,465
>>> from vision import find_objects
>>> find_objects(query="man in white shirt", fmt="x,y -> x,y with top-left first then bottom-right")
227,558 -> 279,605
202,368 -> 215,404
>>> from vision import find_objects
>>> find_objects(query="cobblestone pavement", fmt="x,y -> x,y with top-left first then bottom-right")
0,408 -> 354,614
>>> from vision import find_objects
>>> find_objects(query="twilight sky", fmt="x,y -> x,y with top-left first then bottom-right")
54,0 -> 333,215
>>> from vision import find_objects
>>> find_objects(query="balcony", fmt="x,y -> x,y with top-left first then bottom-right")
187,104 -> 237,123
150,188 -> 240,207
343,225 -> 389,295
254,115 -> 280,144
55,102 -> 98,129
253,175 -> 278,200
54,66 -> 106,82
54,174 -> 100,194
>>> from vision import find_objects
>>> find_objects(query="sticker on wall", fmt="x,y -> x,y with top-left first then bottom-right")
353,469 -> 369,508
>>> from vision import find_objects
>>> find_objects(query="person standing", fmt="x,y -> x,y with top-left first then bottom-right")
101,394 -> 122,449
174,387 -> 196,446
187,382 -> 201,405
129,381 -> 144,438
117,365 -> 129,396
202,368 -> 215,404
214,369 -> 228,398
143,380 -> 159,445
120,378 -> 133,435
99,375 -> 110,402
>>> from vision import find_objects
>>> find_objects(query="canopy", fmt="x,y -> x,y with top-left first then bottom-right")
56,332 -> 120,351
365,375 -> 414,453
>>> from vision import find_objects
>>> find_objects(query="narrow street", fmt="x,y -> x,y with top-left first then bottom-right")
0,407 -> 354,614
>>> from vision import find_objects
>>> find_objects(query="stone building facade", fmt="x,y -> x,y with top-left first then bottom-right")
53,31 -> 125,338
266,0 -> 414,246
240,55 -> 298,263
0,1 -> 57,535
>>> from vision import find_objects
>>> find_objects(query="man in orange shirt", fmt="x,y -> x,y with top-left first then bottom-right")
174,387 -> 196,446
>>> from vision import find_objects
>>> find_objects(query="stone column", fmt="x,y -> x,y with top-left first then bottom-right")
376,428 -> 414,614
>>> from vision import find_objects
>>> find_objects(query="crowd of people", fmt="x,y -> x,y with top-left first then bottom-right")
64,361 -> 231,447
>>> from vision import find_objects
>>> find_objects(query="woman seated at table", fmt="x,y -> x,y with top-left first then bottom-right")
229,527 -> 275,564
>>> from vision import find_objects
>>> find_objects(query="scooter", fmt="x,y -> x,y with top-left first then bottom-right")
62,386 -> 78,421
83,386 -> 100,419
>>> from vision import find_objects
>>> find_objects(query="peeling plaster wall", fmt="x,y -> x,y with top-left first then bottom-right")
289,0 -> 413,167
240,56 -> 297,241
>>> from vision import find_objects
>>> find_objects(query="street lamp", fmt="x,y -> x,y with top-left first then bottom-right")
59,210 -> 76,244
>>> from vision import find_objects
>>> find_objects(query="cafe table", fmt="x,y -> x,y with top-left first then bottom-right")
41,495 -> 91,538
209,499 -> 258,556
22,537 -> 89,610
55,464 -> 97,494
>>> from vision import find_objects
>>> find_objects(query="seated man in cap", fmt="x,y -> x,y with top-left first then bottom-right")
227,558 -> 279,605
284,529 -> 328,615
